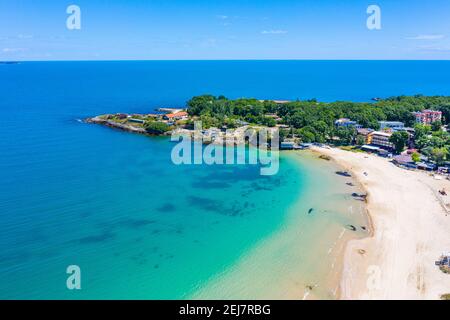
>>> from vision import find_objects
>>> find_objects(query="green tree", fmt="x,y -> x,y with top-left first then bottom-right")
335,127 -> 356,145
144,121 -> 170,134
297,128 -> 315,143
199,114 -> 220,129
411,152 -> 421,163
279,128 -> 289,142
223,118 -> 238,129
356,135 -> 366,146
413,123 -> 431,140
187,95 -> 217,116
438,105 -> 450,124
431,147 -> 448,165
289,113 -> 305,129
389,131 -> 409,154
432,120 -> 443,132
312,120 -> 330,142
261,117 -> 277,127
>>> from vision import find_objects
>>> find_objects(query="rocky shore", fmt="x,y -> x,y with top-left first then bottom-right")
85,116 -> 167,135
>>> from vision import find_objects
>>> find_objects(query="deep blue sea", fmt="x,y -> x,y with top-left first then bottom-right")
1,61 -> 450,299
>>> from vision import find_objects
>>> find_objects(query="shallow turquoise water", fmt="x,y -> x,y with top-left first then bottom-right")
0,125 -> 305,298
1,61 -> 450,299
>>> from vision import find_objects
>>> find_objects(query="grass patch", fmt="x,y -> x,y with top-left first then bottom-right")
441,293 -> 450,300
338,146 -> 365,153
440,266 -> 450,274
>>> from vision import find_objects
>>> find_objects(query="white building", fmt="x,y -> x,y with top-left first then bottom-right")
378,121 -> 405,131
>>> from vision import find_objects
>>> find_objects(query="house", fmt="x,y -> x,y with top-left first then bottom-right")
335,118 -> 362,129
405,148 -> 419,155
258,100 -> 291,105
393,154 -> 417,169
300,143 -> 313,149
163,111 -> 189,121
417,162 -> 435,171
280,141 -> 295,150
378,121 -> 405,131
236,120 -> 249,126
128,118 -> 145,124
360,144 -> 392,157
265,114 -> 283,122
357,128 -> 374,144
368,131 -> 394,149
116,113 -> 128,119
413,110 -> 442,125
361,145 -> 381,153
272,100 -> 291,104
377,149 -> 391,158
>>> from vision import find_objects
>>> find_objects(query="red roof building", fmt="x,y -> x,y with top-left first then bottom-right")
413,110 -> 442,125
163,111 -> 188,120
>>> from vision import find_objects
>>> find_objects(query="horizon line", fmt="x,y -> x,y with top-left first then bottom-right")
3,58 -> 450,62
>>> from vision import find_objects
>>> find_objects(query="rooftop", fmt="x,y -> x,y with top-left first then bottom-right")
361,145 -> 381,151
165,111 -> 188,118
379,121 -> 404,125
357,128 -> 374,135
414,109 -> 442,114
393,154 -> 414,164
258,99 -> 291,104
371,131 -> 392,137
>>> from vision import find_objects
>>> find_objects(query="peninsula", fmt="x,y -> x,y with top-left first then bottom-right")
88,95 -> 450,164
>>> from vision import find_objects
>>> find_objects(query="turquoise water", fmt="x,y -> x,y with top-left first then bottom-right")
1,61 -> 450,299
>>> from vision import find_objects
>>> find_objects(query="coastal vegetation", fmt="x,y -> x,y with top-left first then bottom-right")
389,131 -> 409,154
186,94 -> 450,156
411,152 -> 421,163
187,94 -> 450,128
89,94 -> 450,163
145,121 -> 171,134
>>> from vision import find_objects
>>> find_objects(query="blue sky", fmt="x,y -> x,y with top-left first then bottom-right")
1,0 -> 450,60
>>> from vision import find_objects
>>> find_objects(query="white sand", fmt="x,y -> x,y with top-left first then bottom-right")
312,147 -> 450,300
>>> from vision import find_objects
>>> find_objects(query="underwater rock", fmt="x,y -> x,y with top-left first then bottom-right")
336,171 -> 352,177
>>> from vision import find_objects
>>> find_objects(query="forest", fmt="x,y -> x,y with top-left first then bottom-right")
186,94 -> 450,161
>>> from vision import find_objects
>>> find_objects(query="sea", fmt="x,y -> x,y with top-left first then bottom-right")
1,60 -> 450,299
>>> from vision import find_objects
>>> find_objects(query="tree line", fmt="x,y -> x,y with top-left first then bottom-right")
186,94 -> 450,163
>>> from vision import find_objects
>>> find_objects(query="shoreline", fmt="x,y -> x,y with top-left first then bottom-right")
307,148 -> 374,300
84,117 -> 372,299
190,151 -> 369,300
83,115 -> 450,299
311,146 -> 450,300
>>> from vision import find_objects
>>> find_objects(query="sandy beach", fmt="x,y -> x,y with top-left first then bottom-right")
312,146 -> 450,300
